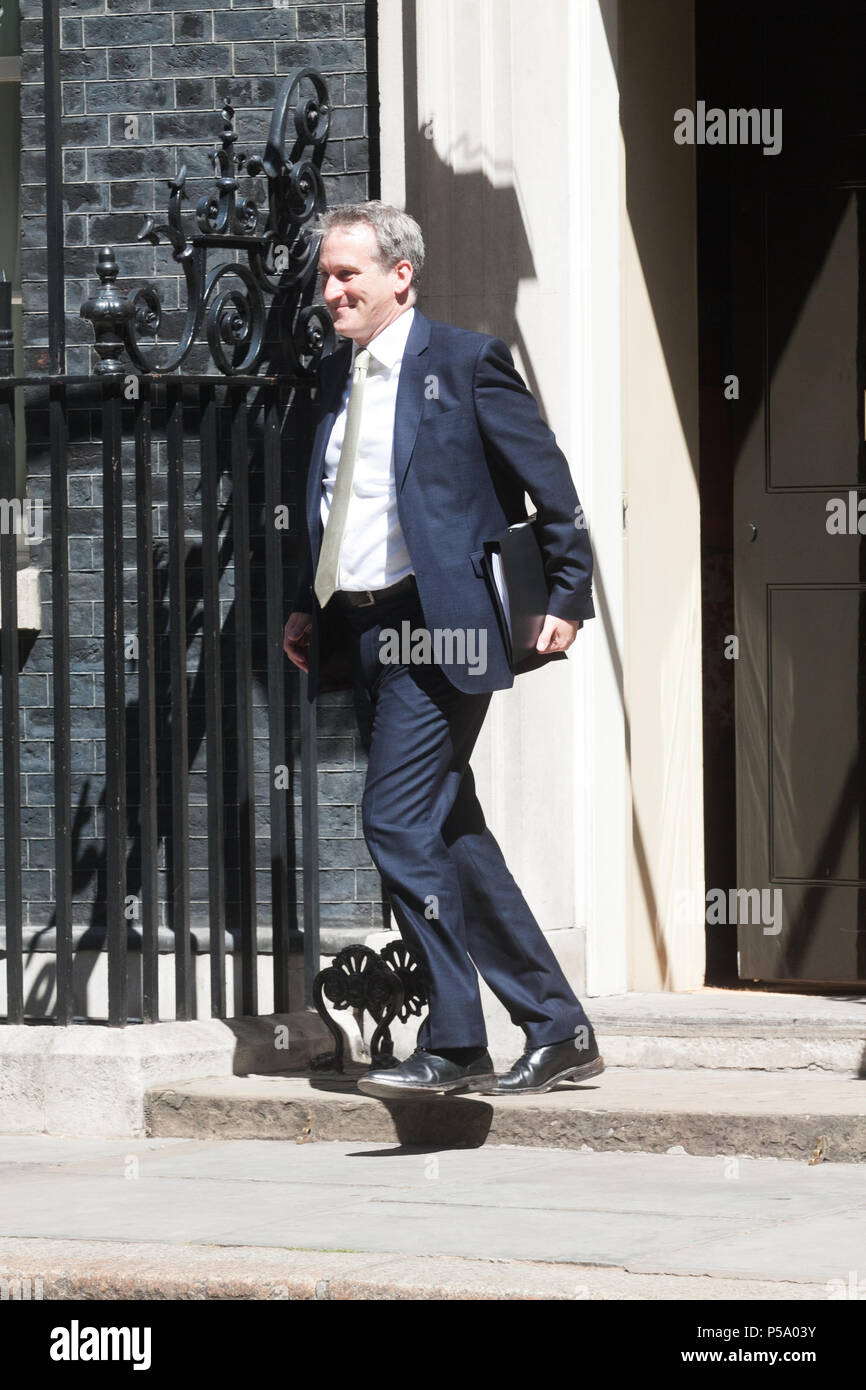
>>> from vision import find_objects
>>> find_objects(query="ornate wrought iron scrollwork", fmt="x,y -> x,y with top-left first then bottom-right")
311,941 -> 431,1073
378,938 -> 431,1024
81,69 -> 336,378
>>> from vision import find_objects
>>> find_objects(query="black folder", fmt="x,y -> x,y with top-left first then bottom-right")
481,514 -> 568,675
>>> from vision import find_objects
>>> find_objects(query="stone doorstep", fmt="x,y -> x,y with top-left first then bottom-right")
574,989 -> 866,1076
306,1029 -> 866,1076
144,1068 -> 866,1163
231,983 -> 866,1075
592,1035 -> 866,1073
344,965 -> 866,1076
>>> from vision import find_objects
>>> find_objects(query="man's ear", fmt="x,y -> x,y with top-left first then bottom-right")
393,258 -> 414,294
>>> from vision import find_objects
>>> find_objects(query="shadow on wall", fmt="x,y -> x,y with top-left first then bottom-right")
394,3 -> 671,984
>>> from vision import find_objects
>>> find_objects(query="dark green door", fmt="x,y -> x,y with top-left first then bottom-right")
729,1 -> 866,980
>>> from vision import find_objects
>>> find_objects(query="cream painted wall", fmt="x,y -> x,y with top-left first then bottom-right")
375,0 -> 705,994
377,0 -> 629,999
619,0 -> 705,987
397,0 -> 591,960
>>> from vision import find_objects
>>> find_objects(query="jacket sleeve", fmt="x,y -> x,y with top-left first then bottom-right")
472,336 -> 595,623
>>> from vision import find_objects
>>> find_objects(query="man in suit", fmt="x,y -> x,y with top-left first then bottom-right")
284,201 -> 603,1098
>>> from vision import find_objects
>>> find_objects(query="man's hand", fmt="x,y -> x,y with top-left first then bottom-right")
283,611 -> 312,673
536,614 -> 582,655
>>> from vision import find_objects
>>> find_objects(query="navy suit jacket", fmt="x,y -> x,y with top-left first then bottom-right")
294,308 -> 595,700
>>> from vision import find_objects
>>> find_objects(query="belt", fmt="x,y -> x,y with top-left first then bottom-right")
331,574 -> 417,609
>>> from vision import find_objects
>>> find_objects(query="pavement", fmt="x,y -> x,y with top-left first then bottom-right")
4,988 -> 865,1300
0,1132 -> 863,1300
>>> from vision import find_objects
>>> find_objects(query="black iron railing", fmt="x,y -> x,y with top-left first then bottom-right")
0,6 -> 333,1026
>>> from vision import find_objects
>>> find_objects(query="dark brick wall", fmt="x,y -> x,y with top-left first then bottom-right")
9,0 -> 385,953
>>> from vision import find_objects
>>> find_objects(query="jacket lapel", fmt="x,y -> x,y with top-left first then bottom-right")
305,339 -> 351,558
305,309 -> 432,556
394,309 -> 431,493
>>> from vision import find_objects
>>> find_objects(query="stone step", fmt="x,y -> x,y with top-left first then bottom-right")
583,990 -> 866,1075
145,1066 -> 866,1162
318,987 -> 866,1075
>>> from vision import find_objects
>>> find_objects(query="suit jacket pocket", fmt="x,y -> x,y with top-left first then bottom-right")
417,404 -> 473,433
469,548 -> 486,577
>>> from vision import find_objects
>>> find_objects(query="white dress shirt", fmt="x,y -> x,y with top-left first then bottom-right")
320,306 -> 416,592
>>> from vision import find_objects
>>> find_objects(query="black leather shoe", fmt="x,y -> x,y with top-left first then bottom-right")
481,1032 -> 604,1095
356,1046 -> 495,1099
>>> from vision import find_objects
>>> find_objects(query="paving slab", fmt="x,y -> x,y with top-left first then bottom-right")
0,1236 -> 830,1301
0,1135 -> 864,1294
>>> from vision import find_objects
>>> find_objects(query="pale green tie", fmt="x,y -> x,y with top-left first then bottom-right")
314,347 -> 372,608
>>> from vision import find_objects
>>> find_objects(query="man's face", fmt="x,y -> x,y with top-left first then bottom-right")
317,223 -> 412,345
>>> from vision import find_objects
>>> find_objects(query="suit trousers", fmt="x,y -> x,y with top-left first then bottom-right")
331,578 -> 592,1052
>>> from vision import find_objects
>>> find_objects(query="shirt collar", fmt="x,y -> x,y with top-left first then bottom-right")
350,306 -> 415,373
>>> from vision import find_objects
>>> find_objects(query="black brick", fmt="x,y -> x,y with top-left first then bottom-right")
345,137 -> 370,171
20,86 -> 44,117
213,11 -> 296,40
107,47 -> 153,80
62,83 -> 85,116
65,216 -> 87,246
63,116 -> 110,145
20,189 -> 48,216
153,110 -> 227,142
174,13 -> 211,43
219,76 -> 277,107
20,150 -> 45,183
21,118 -> 46,150
322,172 -> 367,202
84,16 -> 173,47
109,113 -> 155,144
64,184 -> 110,214
150,44 -> 233,77
86,81 -> 174,113
19,18 -> 43,50
20,247 -> 47,279
109,180 -> 155,210
174,78 -> 215,108
88,213 -> 153,244
297,6 -> 344,38
331,105 -> 365,138
345,73 -> 367,103
59,48 -> 108,82
232,43 -> 276,75
61,18 -> 83,48
65,244 -> 155,277
86,147 -> 175,180
321,140 -> 345,174
20,53 -> 43,82
345,6 -> 367,38
275,40 -> 366,72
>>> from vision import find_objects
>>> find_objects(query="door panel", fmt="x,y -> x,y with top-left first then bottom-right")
730,1 -> 866,980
